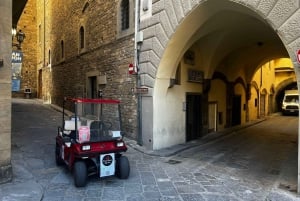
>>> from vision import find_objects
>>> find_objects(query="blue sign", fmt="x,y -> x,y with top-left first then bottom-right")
12,51 -> 23,63
12,51 -> 23,92
12,79 -> 21,92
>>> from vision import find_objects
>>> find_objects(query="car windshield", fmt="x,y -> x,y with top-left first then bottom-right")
284,95 -> 299,103
63,99 -> 122,143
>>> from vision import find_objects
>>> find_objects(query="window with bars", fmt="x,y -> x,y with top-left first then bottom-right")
121,0 -> 129,30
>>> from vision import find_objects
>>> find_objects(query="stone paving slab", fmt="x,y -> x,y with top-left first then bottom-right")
1,99 -> 300,201
0,181 -> 43,201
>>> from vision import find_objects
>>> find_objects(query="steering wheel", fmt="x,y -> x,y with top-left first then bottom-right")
104,121 -> 112,130
86,114 -> 98,120
90,121 -> 112,136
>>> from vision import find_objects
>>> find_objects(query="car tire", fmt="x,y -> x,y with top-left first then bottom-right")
74,161 -> 87,187
55,144 -> 64,166
116,156 -> 130,179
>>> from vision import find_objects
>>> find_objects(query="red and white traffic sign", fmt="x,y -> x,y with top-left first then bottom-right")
128,63 -> 136,75
297,49 -> 300,64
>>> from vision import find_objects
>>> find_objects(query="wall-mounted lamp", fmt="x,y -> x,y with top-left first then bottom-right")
12,29 -> 25,49
16,30 -> 25,44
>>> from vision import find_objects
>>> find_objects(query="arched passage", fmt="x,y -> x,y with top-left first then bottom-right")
139,0 -> 300,191
275,78 -> 298,112
138,0 -> 300,190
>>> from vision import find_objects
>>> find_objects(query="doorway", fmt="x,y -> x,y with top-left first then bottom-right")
86,76 -> 98,115
87,76 -> 97,99
208,102 -> 217,132
260,94 -> 266,117
38,69 -> 42,99
186,94 -> 202,141
232,95 -> 241,126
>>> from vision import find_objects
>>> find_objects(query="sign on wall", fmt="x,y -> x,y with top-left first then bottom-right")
187,69 -> 204,83
12,79 -> 20,92
12,51 -> 23,63
11,50 -> 23,91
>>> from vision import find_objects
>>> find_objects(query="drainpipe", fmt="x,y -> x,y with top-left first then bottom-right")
134,0 -> 142,145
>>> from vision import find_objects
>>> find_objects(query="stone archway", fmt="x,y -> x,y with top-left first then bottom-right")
139,0 -> 300,191
139,0 -> 300,150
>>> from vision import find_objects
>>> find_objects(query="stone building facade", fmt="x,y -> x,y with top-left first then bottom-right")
36,0 -> 138,138
136,0 -> 300,150
14,0 -> 300,150
0,0 -> 12,184
3,0 -> 300,188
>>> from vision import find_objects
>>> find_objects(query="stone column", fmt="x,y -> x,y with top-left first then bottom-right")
0,0 -> 12,184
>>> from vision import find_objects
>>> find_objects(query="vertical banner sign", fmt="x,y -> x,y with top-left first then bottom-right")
11,51 -> 23,92
297,49 -> 300,64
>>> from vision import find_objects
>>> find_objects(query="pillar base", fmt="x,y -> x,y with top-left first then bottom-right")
0,164 -> 12,184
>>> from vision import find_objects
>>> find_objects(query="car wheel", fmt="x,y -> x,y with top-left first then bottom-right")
55,144 -> 64,166
116,156 -> 130,179
74,161 -> 87,187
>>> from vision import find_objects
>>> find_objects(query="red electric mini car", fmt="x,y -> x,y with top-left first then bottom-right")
55,97 -> 130,187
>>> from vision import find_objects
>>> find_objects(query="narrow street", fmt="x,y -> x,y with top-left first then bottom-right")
1,98 -> 299,201
169,114 -> 299,200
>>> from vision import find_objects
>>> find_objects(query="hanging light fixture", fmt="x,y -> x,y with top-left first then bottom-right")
16,30 -> 25,47
12,29 -> 25,49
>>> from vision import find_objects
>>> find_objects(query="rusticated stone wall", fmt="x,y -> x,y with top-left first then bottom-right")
139,0 -> 300,90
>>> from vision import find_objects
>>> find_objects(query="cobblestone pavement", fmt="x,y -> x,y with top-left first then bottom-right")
1,98 -> 300,201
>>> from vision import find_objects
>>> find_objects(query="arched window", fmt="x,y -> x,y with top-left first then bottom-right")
121,0 -> 129,30
82,2 -> 89,13
61,40 -> 64,59
79,26 -> 85,49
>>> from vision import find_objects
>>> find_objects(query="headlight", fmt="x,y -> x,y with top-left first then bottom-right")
82,145 -> 90,151
116,142 -> 124,147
